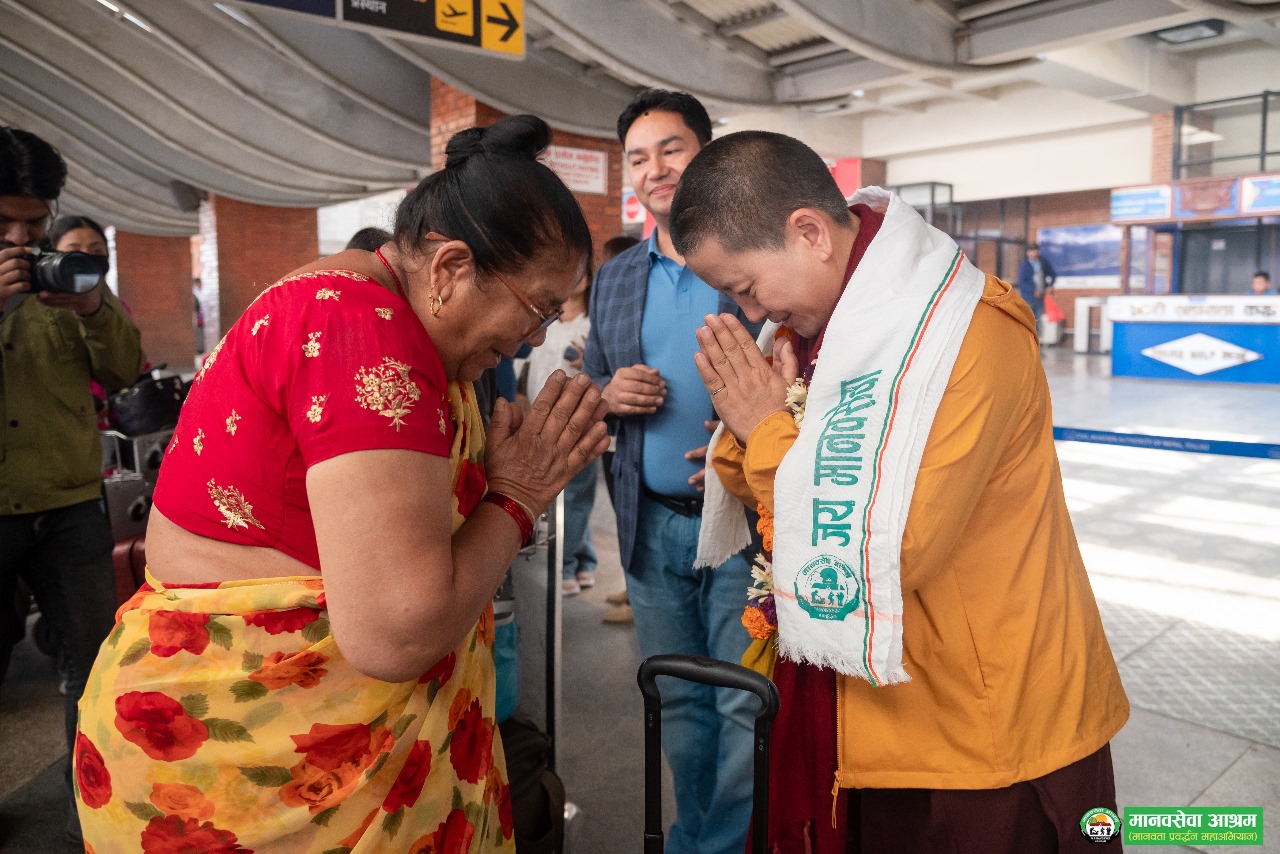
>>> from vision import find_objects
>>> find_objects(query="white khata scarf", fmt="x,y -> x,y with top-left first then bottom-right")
701,187 -> 984,684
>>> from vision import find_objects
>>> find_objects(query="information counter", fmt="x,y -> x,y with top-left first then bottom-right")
1108,295 -> 1280,385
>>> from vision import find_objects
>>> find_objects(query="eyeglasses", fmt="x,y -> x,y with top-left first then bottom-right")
424,231 -> 562,340
490,269 -> 563,340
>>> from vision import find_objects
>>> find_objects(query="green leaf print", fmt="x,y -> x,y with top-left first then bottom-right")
105,622 -> 125,648
207,619 -> 233,650
230,679 -> 270,703
364,751 -> 390,780
463,801 -> 485,833
391,714 -> 418,739
381,806 -> 405,839
438,731 -> 453,754
427,681 -> 440,705
242,701 -> 284,731
179,693 -> 209,719
370,711 -> 389,731
119,638 -> 152,667
312,806 -> 339,826
301,615 -> 330,643
205,718 -> 255,743
452,786 -> 463,812
238,766 -> 294,787
125,801 -> 163,821
242,650 -> 264,671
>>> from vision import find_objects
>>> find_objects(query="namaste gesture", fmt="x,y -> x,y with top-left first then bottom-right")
694,313 -> 800,443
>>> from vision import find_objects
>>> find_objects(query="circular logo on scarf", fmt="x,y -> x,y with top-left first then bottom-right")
794,556 -> 860,621
1079,807 -> 1121,843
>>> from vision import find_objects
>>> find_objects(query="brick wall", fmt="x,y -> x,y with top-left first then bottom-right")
210,195 -> 319,336
429,79 -> 623,263
115,231 -> 195,370
1151,113 -> 1175,183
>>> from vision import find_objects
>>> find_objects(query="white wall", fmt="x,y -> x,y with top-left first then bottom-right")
885,122 -> 1152,201
316,189 -> 406,257
1194,46 -> 1280,103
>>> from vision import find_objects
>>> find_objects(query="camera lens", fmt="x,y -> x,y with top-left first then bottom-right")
30,251 -> 107,295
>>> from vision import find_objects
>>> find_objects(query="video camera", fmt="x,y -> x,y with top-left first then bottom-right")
27,249 -> 108,295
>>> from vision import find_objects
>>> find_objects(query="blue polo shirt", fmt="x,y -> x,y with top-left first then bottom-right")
639,231 -> 720,498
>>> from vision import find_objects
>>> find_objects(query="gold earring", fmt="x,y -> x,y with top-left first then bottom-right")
429,290 -> 442,316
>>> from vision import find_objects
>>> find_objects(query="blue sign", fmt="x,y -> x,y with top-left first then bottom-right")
1111,321 -> 1280,385
1241,175 -> 1280,214
1111,186 -> 1171,221
237,0 -> 336,16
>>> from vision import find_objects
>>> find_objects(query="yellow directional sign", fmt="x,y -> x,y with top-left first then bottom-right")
435,0 -> 474,37
238,1 -> 525,59
480,0 -> 523,55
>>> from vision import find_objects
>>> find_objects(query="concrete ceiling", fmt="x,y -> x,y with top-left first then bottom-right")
2,0 -> 1279,234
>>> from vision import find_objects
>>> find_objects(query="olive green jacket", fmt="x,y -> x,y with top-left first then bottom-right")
0,286 -> 144,515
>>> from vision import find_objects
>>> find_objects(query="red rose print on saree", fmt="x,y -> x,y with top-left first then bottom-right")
74,733 -> 112,809
114,692 -> 210,762
147,611 -> 210,658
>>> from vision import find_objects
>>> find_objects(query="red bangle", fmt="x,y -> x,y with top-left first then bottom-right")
482,492 -> 535,547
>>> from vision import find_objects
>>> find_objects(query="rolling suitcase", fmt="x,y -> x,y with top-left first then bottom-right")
637,654 -> 780,854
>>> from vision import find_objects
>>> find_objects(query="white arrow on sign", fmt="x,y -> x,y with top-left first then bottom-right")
1140,332 -> 1262,376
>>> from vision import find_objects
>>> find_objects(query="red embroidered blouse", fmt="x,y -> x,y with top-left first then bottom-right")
153,269 -> 453,569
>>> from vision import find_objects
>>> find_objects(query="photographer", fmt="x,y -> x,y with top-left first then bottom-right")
0,126 -> 143,843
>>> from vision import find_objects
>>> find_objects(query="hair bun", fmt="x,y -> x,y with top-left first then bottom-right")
444,115 -> 551,169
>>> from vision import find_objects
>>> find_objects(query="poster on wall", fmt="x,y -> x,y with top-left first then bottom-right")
1037,225 -> 1124,290
1173,178 -> 1239,219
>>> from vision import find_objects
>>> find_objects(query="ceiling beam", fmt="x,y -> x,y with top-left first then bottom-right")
960,0 -> 1199,63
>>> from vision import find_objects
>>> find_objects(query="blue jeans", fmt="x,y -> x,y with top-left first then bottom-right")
626,495 -> 755,854
562,459 -> 599,580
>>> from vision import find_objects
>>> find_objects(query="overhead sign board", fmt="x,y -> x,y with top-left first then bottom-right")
1110,185 -> 1171,221
234,0 -> 524,57
1241,174 -> 1280,214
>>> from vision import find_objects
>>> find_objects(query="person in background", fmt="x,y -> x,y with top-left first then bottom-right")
1016,242 -> 1056,335
1249,271 -> 1275,295
49,215 -> 119,429
527,269 -> 599,594
596,234 -> 640,622
345,225 -> 393,253
584,90 -> 760,854
74,115 -> 608,851
0,127 -> 144,845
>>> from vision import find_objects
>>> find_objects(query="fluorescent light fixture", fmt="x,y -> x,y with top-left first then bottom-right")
93,0 -> 120,12
1180,124 -> 1224,145
215,2 -> 255,27
1152,18 -> 1225,45
122,11 -> 152,31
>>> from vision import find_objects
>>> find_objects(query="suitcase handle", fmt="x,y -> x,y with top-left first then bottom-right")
637,655 -> 779,854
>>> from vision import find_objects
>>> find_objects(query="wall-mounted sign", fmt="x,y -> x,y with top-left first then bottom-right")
1111,185 -> 1171,221
1107,294 -> 1280,324
544,145 -> 607,195
1173,178 -> 1238,219
234,0 -> 524,57
622,190 -> 645,225
1241,174 -> 1280,214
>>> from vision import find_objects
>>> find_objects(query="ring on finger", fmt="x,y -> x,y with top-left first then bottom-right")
710,386 -> 725,396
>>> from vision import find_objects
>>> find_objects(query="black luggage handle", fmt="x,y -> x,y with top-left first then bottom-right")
638,654 -> 779,854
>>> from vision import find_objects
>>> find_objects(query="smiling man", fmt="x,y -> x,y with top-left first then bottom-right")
583,91 -> 761,854
670,130 -> 1128,853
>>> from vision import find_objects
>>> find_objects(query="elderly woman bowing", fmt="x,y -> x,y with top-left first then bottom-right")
74,115 -> 609,852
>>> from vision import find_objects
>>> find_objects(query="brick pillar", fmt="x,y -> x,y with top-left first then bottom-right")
1151,113 -> 1175,183
114,231 -> 194,370
202,195 -> 318,338
429,79 -> 623,261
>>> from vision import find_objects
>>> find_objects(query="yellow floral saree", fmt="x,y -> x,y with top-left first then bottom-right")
75,382 -> 512,853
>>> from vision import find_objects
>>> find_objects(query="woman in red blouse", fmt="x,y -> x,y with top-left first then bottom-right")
75,116 -> 608,852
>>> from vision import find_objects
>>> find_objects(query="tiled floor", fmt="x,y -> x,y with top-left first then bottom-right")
2,347 -> 1278,852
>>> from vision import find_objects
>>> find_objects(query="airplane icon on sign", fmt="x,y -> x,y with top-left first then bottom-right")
441,4 -> 466,17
